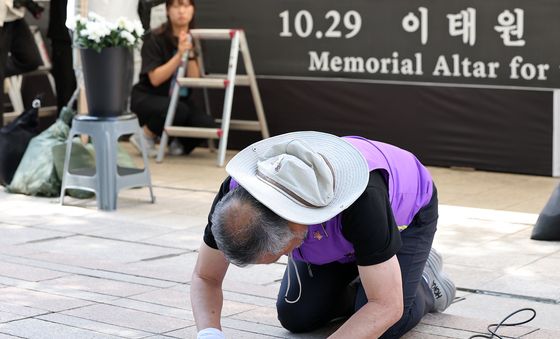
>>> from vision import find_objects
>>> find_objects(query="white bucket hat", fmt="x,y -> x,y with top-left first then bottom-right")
226,131 -> 369,225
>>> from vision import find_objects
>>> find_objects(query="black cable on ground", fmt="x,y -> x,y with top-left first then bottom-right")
469,307 -> 536,339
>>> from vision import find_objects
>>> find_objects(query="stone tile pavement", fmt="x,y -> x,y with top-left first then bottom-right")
0,145 -> 559,338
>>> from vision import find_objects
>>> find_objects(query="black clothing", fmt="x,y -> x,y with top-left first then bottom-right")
203,173 -> 438,338
47,0 -> 76,112
50,40 -> 76,112
341,171 -> 402,266
277,186 -> 438,338
131,27 -> 214,153
0,18 -> 42,123
47,0 -> 71,42
131,87 -> 214,154
134,27 -> 179,97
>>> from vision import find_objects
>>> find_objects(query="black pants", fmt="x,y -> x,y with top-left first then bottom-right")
0,18 -> 42,123
130,88 -> 215,155
50,39 -> 76,113
277,186 -> 438,338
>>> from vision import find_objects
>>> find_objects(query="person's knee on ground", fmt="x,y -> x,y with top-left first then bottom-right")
277,273 -> 357,333
276,299 -> 329,333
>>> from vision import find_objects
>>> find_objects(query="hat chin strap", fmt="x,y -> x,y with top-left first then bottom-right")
284,252 -> 303,304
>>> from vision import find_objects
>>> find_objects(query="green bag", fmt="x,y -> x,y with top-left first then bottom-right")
6,110 -> 73,197
51,138 -> 136,198
52,138 -> 96,198
7,108 -> 137,198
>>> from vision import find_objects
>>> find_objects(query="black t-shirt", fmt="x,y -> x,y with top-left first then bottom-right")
203,170 -> 402,266
133,26 -> 181,97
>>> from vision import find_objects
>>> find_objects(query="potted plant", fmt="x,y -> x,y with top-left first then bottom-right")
73,13 -> 144,118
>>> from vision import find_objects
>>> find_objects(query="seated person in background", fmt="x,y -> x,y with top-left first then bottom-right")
130,0 -> 214,157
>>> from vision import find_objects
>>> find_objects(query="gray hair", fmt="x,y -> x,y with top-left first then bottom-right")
211,185 -> 293,266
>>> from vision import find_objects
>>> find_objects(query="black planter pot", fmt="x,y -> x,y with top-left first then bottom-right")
80,47 -> 133,118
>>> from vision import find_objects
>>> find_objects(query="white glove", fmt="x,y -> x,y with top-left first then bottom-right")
197,328 -> 225,339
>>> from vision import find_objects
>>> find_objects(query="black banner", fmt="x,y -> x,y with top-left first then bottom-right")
195,1 -> 556,176
200,81 -> 553,176
198,0 -> 560,89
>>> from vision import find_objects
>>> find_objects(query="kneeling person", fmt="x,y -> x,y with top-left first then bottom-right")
191,131 -> 455,338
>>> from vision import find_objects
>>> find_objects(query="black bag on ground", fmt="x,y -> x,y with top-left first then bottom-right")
7,106 -> 138,198
531,184 -> 560,241
0,102 -> 39,186
6,107 -> 84,197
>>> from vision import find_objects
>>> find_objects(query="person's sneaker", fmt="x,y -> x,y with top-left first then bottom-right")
168,138 -> 184,156
130,131 -> 157,158
423,248 -> 456,313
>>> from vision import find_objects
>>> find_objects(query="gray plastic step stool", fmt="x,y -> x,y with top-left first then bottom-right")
60,114 -> 155,210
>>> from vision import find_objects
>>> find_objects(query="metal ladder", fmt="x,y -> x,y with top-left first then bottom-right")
156,28 -> 270,167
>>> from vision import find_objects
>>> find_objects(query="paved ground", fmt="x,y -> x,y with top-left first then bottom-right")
0,144 -> 559,338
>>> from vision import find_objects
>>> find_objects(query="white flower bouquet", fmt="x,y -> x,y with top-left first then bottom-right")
73,13 -> 144,52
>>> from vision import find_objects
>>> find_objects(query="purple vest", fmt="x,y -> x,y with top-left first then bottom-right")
229,136 -> 433,265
